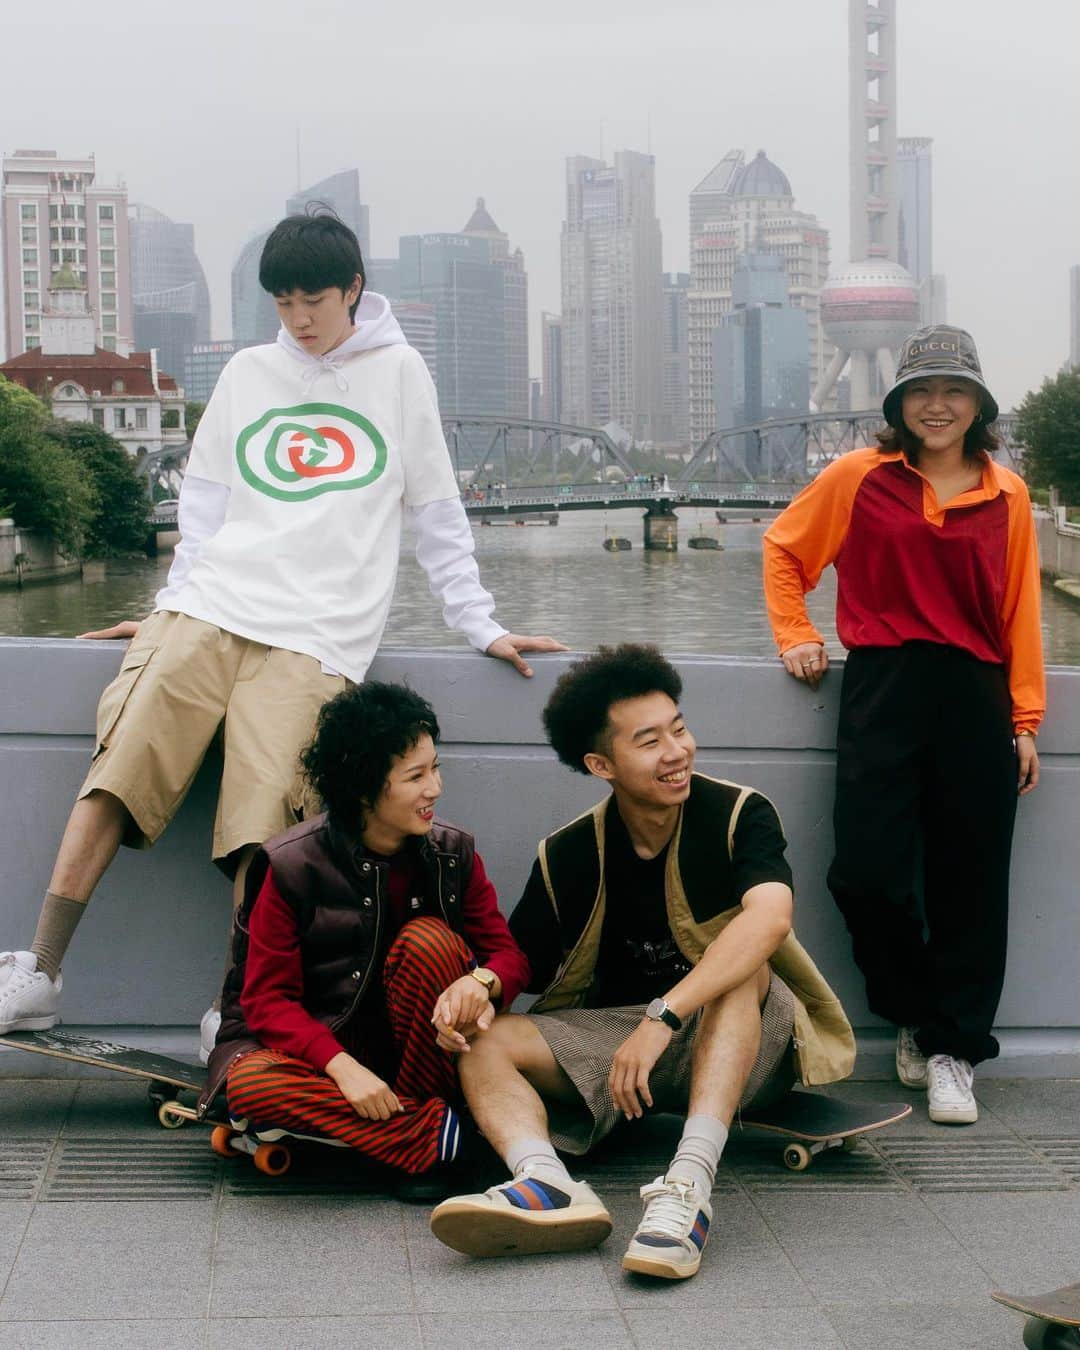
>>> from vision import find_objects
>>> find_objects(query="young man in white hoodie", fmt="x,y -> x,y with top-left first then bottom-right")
0,211 -> 563,1055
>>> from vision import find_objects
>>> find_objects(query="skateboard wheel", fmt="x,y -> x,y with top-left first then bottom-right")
783,1143 -> 812,1172
253,1142 -> 291,1176
210,1125 -> 238,1159
157,1101 -> 187,1130
842,1136 -> 860,1153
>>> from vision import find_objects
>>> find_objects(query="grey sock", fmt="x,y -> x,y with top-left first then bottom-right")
667,1114 -> 729,1197
30,892 -> 87,982
505,1136 -> 572,1184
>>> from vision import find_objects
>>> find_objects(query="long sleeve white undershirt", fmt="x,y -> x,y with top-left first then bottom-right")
156,478 -> 507,669
409,495 -> 507,653
155,474 -> 229,602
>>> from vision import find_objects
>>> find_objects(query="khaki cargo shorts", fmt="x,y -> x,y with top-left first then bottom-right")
529,972 -> 796,1155
78,610 -> 347,866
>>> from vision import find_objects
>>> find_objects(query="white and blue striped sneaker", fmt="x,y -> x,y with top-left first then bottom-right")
622,1175 -> 712,1280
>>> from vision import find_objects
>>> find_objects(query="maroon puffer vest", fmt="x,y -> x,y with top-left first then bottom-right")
198,812 -> 474,1114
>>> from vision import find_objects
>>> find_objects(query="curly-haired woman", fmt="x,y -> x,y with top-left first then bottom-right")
199,681 -> 529,1187
763,325 -> 1044,1126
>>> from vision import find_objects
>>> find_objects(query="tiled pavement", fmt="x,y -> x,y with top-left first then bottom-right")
1,1076 -> 1078,1348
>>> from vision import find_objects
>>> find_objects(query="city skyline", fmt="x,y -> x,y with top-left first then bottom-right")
1,0 -> 1077,410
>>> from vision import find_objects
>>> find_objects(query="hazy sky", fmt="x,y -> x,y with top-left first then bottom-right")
3,0 -> 1078,409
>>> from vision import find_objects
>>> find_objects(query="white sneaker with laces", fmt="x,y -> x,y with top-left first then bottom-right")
0,951 -> 61,1033
199,1006 -> 221,1066
927,1054 -> 977,1124
622,1174 -> 713,1280
896,1026 -> 928,1088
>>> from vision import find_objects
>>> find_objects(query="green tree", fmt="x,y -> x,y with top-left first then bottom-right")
185,400 -> 206,439
1016,368 -> 1080,505
49,420 -> 151,557
0,380 -> 95,554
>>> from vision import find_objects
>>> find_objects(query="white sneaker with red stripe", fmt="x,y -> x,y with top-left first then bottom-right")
622,1174 -> 713,1280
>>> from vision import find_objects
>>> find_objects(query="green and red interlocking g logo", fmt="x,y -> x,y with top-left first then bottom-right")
236,403 -> 387,502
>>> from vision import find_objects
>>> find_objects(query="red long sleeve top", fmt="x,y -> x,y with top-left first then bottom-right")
240,848 -> 530,1073
762,448 -> 1045,734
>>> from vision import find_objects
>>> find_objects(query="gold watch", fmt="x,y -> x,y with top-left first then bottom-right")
469,967 -> 496,995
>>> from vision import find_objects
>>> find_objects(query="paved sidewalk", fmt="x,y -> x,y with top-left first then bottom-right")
0,1075 -> 1077,1348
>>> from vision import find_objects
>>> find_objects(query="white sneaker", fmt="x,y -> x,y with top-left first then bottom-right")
430,1171 -> 612,1257
0,951 -> 61,1033
927,1054 -> 978,1124
896,1026 -> 928,1088
622,1174 -> 713,1280
199,1006 -> 221,1066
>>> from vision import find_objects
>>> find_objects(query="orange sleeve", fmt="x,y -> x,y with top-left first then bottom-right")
1001,481 -> 1045,734
762,450 -> 879,655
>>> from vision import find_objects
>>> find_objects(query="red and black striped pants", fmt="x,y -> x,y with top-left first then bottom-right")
226,916 -> 472,1174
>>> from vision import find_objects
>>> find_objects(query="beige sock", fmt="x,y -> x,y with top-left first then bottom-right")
30,892 -> 88,982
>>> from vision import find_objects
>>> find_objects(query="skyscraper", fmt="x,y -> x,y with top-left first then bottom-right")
231,227 -> 278,344
129,203 -> 211,383
540,312 -> 563,423
400,201 -> 528,418
395,301 -> 438,384
687,150 -> 830,444
366,258 -> 401,300
712,250 -> 809,473
662,273 -> 690,445
2,149 -> 131,359
560,151 -> 663,439
286,169 -> 370,257
461,199 -> 528,419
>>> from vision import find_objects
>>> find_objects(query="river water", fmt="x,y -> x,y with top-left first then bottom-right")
3,509 -> 1080,665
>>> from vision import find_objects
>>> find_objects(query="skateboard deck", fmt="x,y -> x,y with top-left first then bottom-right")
992,1283 -> 1080,1327
0,1028 -> 206,1127
737,1091 -> 912,1170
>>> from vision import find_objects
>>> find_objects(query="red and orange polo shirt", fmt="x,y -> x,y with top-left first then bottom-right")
762,448 -> 1045,735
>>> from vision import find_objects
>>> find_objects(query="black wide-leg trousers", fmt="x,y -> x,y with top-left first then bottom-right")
826,643 -> 1018,1065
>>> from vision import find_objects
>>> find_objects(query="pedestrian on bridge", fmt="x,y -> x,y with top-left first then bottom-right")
762,324 -> 1044,1127
0,209 -> 563,1057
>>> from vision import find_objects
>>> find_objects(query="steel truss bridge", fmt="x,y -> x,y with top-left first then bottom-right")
146,410 -> 1023,529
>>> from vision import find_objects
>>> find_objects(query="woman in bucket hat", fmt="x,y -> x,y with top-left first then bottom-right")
761,325 -> 1044,1126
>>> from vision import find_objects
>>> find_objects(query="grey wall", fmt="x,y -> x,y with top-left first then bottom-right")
1,638 -> 1077,1066
1037,509 -> 1080,579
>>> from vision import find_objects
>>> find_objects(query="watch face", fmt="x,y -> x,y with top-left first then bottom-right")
646,998 -> 666,1020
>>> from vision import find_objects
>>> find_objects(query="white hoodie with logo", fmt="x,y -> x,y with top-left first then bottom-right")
155,292 -> 507,681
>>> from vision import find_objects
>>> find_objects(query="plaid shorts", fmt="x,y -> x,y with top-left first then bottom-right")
528,971 -> 796,1154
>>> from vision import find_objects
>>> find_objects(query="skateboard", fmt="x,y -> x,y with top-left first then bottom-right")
992,1283 -> 1080,1349
209,1119 -> 349,1177
0,1029 -> 353,1179
0,1027 -> 210,1128
736,1091 -> 912,1171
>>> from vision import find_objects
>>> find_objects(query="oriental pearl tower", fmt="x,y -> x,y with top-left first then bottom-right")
811,0 -> 920,411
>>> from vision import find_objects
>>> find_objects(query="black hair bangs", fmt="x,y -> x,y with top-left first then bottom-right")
258,210 -> 365,314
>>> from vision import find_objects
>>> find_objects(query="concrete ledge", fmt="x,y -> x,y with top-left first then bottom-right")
2,638 -> 1078,1068
2,1027 -> 1077,1081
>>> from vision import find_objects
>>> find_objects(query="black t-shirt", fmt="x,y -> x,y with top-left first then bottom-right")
590,792 -> 793,1009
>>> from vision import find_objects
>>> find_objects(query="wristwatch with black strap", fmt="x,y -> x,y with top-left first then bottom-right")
644,997 -> 682,1031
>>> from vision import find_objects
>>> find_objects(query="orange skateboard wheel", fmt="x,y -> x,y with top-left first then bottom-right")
210,1125 -> 237,1158
253,1142 -> 291,1176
